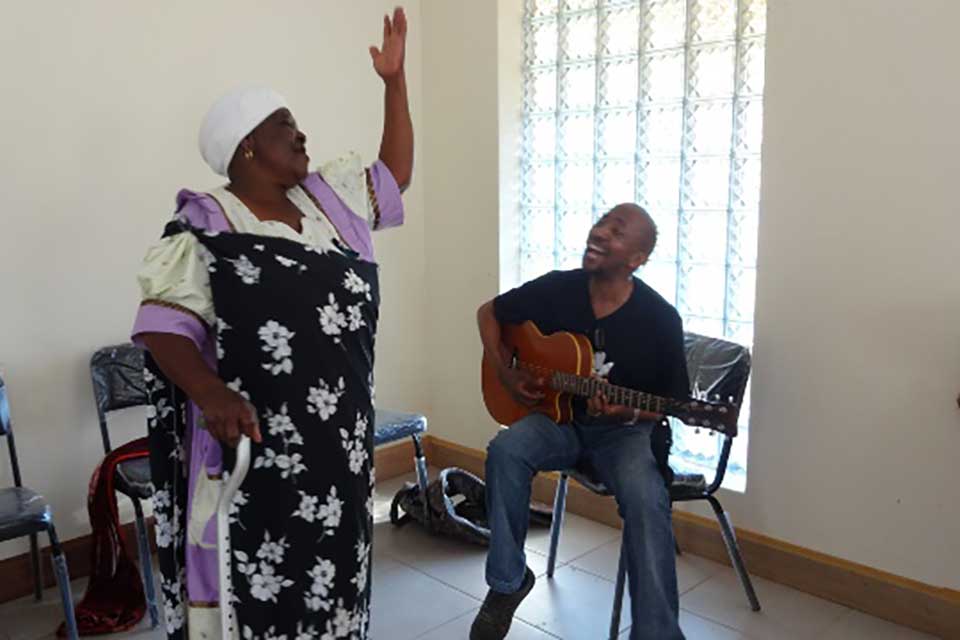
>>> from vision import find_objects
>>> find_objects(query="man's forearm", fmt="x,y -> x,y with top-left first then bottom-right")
378,73 -> 413,189
477,301 -> 508,370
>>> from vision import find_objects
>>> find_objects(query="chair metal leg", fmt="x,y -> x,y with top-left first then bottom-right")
132,499 -> 161,628
48,525 -> 79,640
29,533 -> 43,601
546,474 -> 568,578
707,496 -> 761,611
609,537 -> 627,640
411,434 -> 430,524
671,499 -> 682,556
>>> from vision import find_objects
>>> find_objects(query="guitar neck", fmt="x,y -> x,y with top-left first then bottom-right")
550,372 -> 680,416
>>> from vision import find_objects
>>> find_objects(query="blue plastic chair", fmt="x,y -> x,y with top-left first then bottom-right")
0,374 -> 79,639
374,409 -> 430,504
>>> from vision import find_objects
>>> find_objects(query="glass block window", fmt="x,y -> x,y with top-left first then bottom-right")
519,0 -> 767,490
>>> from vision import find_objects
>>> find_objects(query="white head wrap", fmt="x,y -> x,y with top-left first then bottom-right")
198,87 -> 289,176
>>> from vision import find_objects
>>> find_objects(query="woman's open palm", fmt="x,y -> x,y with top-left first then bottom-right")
370,7 -> 407,80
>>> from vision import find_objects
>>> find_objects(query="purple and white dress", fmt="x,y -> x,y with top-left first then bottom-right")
133,154 -> 403,640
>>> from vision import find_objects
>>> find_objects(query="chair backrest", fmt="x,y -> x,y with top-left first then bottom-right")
90,344 -> 147,453
0,374 -> 24,488
683,332 -> 752,435
682,333 -> 751,492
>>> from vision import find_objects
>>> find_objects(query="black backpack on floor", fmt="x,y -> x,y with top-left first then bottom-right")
390,467 -> 553,546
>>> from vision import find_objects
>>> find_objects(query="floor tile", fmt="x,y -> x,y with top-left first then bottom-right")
515,565 -> 631,638
674,554 -> 729,597
677,610 -> 747,640
524,512 -> 620,564
101,623 -> 165,639
1,578 -> 85,640
415,607 -> 558,640
13,579 -> 166,640
369,556 -> 480,640
820,609 -> 937,640
620,611 -> 747,639
680,570 -> 849,640
571,540 -> 725,596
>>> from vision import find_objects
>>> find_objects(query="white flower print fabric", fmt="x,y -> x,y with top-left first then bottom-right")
145,222 -> 379,640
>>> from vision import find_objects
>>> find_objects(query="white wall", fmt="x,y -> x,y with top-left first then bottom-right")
741,0 -> 960,590
418,0 -> 960,590
420,1 -> 502,449
0,0 -> 426,560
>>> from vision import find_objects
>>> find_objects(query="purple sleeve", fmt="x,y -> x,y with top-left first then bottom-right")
367,160 -> 404,230
131,190 -> 222,351
132,304 -> 209,351
175,189 -> 231,231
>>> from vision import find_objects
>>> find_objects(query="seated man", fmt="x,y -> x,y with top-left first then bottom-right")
471,203 -> 689,640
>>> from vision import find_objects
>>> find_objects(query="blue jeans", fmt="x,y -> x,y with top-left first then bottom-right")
485,413 -> 684,640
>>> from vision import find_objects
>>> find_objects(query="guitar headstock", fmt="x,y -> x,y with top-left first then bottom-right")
673,394 -> 740,436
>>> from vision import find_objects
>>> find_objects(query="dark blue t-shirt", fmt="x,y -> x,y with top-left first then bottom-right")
494,269 -> 690,404
493,269 -> 689,481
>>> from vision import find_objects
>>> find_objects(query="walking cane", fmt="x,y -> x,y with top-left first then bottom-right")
216,434 -> 251,640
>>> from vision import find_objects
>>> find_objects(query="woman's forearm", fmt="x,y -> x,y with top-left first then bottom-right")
140,332 -> 223,403
378,73 -> 414,190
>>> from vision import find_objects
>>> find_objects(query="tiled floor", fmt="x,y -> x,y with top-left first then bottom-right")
0,470 -> 938,640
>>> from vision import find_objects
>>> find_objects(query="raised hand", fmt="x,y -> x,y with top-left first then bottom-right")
370,7 -> 407,81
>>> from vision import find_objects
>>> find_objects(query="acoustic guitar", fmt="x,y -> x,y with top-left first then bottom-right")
481,321 -> 739,432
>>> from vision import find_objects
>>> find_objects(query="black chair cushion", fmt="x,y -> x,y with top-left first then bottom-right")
373,409 -> 427,447
0,487 -> 51,540
564,468 -> 708,500
566,456 -> 614,496
669,472 -> 708,499
116,458 -> 154,499
567,468 -> 613,496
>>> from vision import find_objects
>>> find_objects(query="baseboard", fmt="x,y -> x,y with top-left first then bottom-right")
0,440 -> 418,606
374,439 -> 416,482
0,520 -> 151,605
425,434 -> 960,638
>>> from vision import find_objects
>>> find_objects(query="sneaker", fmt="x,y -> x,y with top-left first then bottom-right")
469,567 -> 536,640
